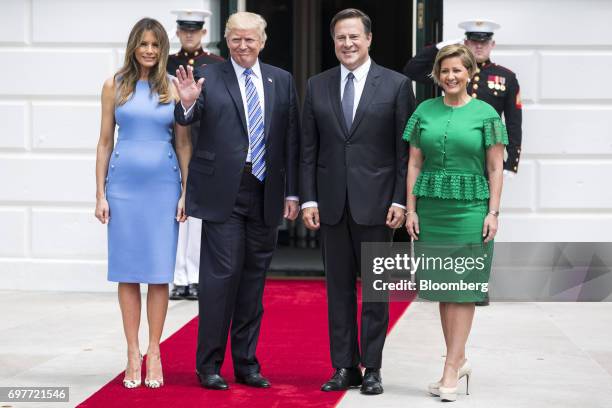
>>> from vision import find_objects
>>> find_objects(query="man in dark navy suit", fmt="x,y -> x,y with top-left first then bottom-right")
300,8 -> 415,395
174,11 -> 299,390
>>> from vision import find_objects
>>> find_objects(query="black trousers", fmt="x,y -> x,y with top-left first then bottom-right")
196,167 -> 277,376
321,203 -> 393,369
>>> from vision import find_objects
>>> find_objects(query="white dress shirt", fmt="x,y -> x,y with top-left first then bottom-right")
301,58 -> 405,211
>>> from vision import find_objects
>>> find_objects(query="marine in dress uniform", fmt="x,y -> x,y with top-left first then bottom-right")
166,9 -> 225,77
403,20 -> 522,175
167,10 -> 224,301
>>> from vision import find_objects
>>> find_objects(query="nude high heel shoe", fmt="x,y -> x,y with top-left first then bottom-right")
428,360 -> 471,396
439,364 -> 471,402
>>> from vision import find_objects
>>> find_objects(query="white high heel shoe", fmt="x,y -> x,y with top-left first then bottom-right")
428,360 -> 471,397
123,353 -> 143,389
144,354 -> 164,389
144,377 -> 164,388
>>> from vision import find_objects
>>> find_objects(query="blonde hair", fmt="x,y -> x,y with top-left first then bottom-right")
431,44 -> 477,86
114,18 -> 176,105
224,12 -> 267,46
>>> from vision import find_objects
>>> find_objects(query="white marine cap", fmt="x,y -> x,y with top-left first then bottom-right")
171,9 -> 212,30
458,19 -> 500,41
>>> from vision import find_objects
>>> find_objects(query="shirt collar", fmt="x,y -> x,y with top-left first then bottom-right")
340,57 -> 371,82
231,57 -> 262,80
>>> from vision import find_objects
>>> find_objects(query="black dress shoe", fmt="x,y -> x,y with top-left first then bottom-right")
186,283 -> 199,300
360,368 -> 383,395
236,372 -> 271,388
169,285 -> 187,300
197,373 -> 229,390
321,368 -> 363,391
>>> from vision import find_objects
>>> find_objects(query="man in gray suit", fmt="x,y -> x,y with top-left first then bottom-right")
300,8 -> 415,395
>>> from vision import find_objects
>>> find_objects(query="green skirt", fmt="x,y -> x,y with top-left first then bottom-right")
415,196 -> 493,303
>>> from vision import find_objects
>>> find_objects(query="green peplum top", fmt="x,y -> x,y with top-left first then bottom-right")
403,96 -> 509,201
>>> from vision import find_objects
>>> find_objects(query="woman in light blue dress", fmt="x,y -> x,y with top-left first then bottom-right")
94,18 -> 191,389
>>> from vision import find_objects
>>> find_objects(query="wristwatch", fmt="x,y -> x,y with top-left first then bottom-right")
488,210 -> 499,217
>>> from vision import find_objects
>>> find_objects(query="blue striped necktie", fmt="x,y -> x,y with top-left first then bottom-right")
244,68 -> 266,181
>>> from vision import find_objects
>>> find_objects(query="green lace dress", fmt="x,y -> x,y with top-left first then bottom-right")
403,97 -> 508,302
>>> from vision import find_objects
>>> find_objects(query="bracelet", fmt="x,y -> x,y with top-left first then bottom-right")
406,210 -> 416,215
488,210 -> 499,217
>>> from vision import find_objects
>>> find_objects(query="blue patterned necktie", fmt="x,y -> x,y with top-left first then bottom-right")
244,68 -> 266,181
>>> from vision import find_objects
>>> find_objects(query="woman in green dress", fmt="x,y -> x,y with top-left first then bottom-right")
404,44 -> 507,402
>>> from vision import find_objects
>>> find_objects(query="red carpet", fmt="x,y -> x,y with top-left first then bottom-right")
79,279 -> 411,408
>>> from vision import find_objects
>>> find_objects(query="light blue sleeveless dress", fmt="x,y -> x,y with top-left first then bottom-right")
106,79 -> 181,283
